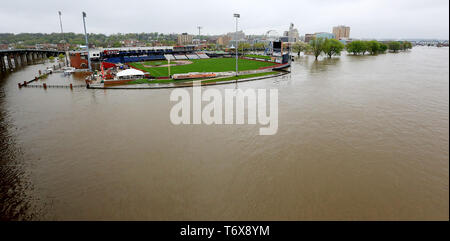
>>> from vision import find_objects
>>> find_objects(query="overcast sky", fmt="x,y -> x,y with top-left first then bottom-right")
1,0 -> 448,39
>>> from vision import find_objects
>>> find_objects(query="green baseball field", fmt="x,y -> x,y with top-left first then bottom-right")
128,58 -> 277,77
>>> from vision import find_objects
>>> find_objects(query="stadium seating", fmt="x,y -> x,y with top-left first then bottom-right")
186,54 -> 200,59
197,53 -> 210,59
104,57 -> 122,64
174,54 -> 188,60
164,54 -> 175,60
104,55 -> 165,64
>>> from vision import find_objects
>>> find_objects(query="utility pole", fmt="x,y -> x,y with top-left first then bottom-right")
82,11 -> 92,71
58,11 -> 69,66
233,13 -> 240,78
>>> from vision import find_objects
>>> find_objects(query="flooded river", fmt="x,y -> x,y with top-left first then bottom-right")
0,47 -> 448,220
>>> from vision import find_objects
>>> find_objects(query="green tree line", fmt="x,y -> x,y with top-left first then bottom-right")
346,40 -> 411,55
292,38 -> 413,60
0,32 -> 179,48
293,38 -> 345,60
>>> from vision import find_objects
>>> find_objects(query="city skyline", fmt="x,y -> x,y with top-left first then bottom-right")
1,0 -> 449,39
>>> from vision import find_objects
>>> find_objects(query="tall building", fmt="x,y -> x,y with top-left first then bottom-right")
315,32 -> 335,40
177,33 -> 193,45
304,34 -> 315,43
216,35 -> 232,46
284,23 -> 300,42
332,25 -> 350,40
227,31 -> 246,41
304,32 -> 335,43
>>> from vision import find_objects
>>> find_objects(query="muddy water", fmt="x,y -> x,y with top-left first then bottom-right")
0,47 -> 448,220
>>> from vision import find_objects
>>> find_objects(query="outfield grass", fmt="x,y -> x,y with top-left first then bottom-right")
128,58 -> 277,77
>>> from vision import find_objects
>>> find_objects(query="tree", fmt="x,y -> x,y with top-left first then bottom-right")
238,43 -> 251,52
401,41 -> 412,50
112,41 -> 122,47
379,43 -> 388,53
207,44 -> 217,51
367,40 -> 381,55
322,39 -> 345,58
309,37 -> 326,60
388,41 -> 401,52
346,40 -> 367,55
58,53 -> 65,60
253,42 -> 266,50
292,41 -> 310,56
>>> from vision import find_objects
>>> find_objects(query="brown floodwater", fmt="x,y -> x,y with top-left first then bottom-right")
0,47 -> 448,220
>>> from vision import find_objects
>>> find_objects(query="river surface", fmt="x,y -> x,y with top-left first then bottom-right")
0,47 -> 448,220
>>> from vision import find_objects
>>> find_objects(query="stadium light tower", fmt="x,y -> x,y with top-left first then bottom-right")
58,11 -> 69,66
197,26 -> 202,38
82,11 -> 92,71
233,13 -> 240,78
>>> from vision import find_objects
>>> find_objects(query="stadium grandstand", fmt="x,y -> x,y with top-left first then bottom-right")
164,54 -> 175,60
196,53 -> 210,59
186,54 -> 200,59
174,54 -> 188,60
100,46 -> 195,64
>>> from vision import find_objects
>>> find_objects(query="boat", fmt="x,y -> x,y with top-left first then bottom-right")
104,68 -> 145,85
44,67 -> 53,74
62,66 -> 75,75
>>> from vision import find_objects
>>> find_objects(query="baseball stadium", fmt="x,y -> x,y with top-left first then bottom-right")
87,44 -> 291,88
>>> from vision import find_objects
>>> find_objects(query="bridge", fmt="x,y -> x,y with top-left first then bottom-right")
0,49 -> 65,73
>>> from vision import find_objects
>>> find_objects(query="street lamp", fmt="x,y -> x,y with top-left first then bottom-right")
82,11 -> 92,72
233,13 -> 240,78
58,11 -> 69,66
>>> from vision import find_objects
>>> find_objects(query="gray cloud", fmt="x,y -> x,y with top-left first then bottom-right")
1,0 -> 448,39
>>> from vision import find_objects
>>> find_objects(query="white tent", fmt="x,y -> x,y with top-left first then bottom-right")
116,69 -> 144,77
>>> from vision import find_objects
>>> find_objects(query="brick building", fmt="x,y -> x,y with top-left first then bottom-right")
69,51 -> 89,69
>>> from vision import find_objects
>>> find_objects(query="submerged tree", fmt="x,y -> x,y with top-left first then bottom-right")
322,39 -> 345,58
379,43 -> 388,53
388,41 -> 402,52
346,40 -> 367,55
400,41 -> 413,50
309,37 -> 326,60
291,41 -> 310,56
366,40 -> 381,55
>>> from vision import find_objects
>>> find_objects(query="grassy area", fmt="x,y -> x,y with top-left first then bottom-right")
128,58 -> 277,77
244,54 -> 273,60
